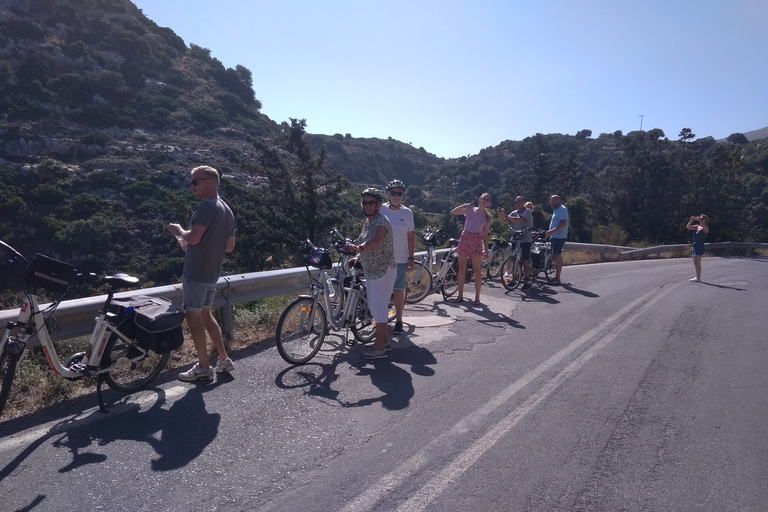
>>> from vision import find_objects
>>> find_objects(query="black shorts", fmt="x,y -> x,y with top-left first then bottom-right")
551,238 -> 566,255
520,242 -> 532,260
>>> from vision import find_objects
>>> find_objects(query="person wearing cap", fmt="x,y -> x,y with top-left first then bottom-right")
380,179 -> 415,335
348,187 -> 397,360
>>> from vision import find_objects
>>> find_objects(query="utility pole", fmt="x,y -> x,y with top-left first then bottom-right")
639,115 -> 645,130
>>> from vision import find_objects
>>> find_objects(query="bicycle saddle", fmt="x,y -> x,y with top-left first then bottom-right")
101,273 -> 140,288
448,239 -> 459,247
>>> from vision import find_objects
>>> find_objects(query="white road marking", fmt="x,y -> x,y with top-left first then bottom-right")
340,285 -> 675,512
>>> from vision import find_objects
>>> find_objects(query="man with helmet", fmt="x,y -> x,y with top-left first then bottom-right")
348,187 -> 397,360
380,179 -> 415,335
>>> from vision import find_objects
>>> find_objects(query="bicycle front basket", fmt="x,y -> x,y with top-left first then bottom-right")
25,254 -> 76,293
306,248 -> 333,269
511,230 -> 525,241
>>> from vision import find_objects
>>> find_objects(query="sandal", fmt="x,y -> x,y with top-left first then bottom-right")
454,296 -> 464,303
473,299 -> 481,306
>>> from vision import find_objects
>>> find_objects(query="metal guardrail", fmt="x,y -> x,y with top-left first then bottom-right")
2,242 -> 766,341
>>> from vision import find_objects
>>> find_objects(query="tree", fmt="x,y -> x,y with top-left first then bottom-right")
679,128 -> 695,142
726,133 -> 749,144
575,129 -> 592,139
235,64 -> 253,89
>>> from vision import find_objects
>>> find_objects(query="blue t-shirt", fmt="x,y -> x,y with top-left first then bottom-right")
549,204 -> 568,239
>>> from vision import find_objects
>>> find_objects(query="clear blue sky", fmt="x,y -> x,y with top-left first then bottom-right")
133,0 -> 767,159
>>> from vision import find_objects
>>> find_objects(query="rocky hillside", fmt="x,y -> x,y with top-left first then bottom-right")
1,0 -> 767,298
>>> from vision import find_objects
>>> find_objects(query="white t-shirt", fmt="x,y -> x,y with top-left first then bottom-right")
380,203 -> 414,264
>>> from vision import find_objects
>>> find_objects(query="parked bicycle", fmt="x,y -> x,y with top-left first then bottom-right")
275,235 -> 391,365
500,229 -> 554,290
405,229 -> 467,304
500,228 -> 529,291
0,241 -> 181,417
483,236 -> 511,280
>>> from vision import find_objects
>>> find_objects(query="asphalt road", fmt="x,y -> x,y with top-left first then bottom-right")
1,256 -> 767,512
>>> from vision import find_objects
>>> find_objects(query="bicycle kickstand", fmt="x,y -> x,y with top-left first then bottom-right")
344,327 -> 356,348
96,374 -> 109,414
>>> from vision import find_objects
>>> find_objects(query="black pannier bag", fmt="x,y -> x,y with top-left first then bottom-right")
306,247 -> 333,269
25,254 -> 76,293
109,295 -> 185,353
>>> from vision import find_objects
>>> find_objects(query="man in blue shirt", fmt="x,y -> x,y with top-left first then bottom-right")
545,195 -> 568,285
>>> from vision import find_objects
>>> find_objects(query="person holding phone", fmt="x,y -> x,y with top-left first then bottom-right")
686,214 -> 709,282
451,192 -> 492,305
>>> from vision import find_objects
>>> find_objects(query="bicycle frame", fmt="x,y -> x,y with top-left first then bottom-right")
3,290 -> 146,380
413,232 -> 457,289
303,241 -> 364,333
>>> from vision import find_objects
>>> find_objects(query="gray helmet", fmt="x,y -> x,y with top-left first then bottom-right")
361,187 -> 384,202
386,179 -> 406,191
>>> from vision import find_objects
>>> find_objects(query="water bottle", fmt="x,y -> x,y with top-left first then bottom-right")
324,272 -> 335,299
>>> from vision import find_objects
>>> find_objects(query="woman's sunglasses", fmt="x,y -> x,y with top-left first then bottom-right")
389,191 -> 403,196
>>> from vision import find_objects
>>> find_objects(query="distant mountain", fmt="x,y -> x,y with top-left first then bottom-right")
742,126 -> 768,142
1,0 -> 766,292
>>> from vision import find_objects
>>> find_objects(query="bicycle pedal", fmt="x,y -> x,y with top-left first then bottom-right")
346,339 -> 357,347
69,363 -> 87,373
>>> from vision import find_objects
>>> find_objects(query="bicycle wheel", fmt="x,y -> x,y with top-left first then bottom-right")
351,287 -> 376,343
101,333 -> 170,393
276,297 -> 327,365
544,252 -> 556,281
440,258 -> 460,299
0,345 -> 21,417
501,256 -> 522,290
405,261 -> 432,304
486,249 -> 505,279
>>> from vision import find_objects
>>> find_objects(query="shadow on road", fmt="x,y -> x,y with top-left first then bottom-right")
445,300 -> 525,330
274,338 -> 437,412
698,281 -> 746,291
0,384 -> 222,486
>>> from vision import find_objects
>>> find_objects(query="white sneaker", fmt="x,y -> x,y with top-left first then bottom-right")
689,277 -> 700,282
179,363 -> 214,381
215,358 -> 235,373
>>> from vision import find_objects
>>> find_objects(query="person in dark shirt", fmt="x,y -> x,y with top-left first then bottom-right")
686,214 -> 709,282
168,165 -> 235,381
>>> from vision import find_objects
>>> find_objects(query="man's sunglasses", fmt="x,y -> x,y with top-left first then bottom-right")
389,191 -> 403,196
190,178 -> 212,186
361,200 -> 377,206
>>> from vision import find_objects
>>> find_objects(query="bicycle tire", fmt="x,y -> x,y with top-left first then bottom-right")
486,249 -> 505,279
101,333 -> 170,393
501,256 -> 522,290
440,258 -> 460,299
0,346 -> 21,417
276,297 -> 327,365
351,287 -> 376,343
544,252 -> 556,281
405,261 -> 432,304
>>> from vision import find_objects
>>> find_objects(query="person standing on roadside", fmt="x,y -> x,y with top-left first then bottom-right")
168,165 -> 235,381
686,214 -> 709,282
497,195 -> 534,289
380,179 -> 415,335
349,188 -> 397,360
451,192 -> 492,305
545,194 -> 568,285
